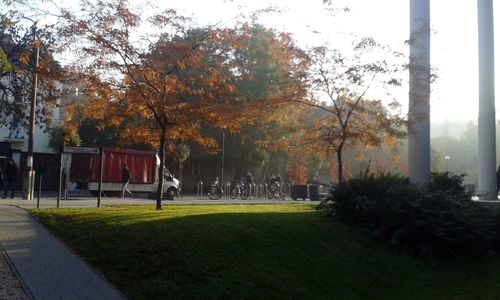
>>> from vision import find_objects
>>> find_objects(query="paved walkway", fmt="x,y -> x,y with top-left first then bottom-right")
0,194 -> 300,209
0,205 -> 126,300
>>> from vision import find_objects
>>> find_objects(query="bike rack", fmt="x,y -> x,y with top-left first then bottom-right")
257,184 -> 263,198
197,181 -> 203,199
224,181 -> 231,199
285,183 -> 291,198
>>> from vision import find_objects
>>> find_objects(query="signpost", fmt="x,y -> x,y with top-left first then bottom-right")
58,147 -> 102,208
36,163 -> 46,208
62,147 -> 100,154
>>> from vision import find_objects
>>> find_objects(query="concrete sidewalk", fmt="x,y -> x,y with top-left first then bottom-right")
0,205 -> 126,300
0,193 -> 300,209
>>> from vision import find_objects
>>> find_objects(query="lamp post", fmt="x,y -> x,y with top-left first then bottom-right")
444,156 -> 450,172
25,17 -> 40,200
221,128 -> 225,187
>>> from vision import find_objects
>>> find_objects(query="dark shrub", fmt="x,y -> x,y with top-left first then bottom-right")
428,172 -> 467,196
322,171 -> 497,258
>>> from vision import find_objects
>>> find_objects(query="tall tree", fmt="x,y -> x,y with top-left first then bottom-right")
57,0 -> 258,209
223,23 -> 309,177
293,40 -> 406,183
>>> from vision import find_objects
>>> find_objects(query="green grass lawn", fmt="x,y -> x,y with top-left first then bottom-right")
33,204 -> 500,300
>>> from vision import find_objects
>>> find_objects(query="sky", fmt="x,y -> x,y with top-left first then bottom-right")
160,0 -> 499,122
6,0 -> 499,121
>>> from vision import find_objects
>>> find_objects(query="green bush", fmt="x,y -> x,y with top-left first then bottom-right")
323,171 -> 497,258
428,172 -> 467,196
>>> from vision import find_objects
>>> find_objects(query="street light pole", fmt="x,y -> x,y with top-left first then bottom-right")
26,18 -> 40,200
444,156 -> 450,172
221,128 -> 225,187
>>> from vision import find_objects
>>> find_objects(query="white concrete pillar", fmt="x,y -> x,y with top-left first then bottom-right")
408,0 -> 431,186
477,0 -> 496,199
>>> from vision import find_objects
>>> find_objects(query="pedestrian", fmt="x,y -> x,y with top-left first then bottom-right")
275,173 -> 282,184
3,158 -> 18,199
121,163 -> 133,198
496,165 -> 500,194
245,171 -> 254,197
269,173 -> 276,185
245,171 -> 254,185
0,165 -> 3,191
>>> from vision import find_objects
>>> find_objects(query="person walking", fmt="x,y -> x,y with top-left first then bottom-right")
3,158 -> 18,199
121,163 -> 133,198
245,171 -> 254,197
245,171 -> 254,185
274,173 -> 282,184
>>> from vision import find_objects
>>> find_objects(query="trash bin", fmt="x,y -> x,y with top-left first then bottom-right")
290,185 -> 308,200
308,184 -> 320,201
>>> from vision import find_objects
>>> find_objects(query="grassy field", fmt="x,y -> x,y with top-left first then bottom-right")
33,204 -> 500,300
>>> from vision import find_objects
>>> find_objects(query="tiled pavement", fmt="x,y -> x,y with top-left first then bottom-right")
0,204 -> 126,300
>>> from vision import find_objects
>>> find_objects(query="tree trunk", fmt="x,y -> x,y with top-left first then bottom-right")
156,132 -> 166,210
336,147 -> 343,184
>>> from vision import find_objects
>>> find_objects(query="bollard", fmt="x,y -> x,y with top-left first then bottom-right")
306,184 -> 310,201
196,181 -> 200,199
197,181 -> 204,199
258,184 -> 263,199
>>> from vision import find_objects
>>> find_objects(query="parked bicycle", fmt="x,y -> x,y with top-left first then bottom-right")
267,182 -> 286,200
230,180 -> 250,200
208,177 -> 223,200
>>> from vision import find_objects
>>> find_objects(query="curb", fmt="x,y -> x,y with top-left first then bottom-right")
0,244 -> 35,300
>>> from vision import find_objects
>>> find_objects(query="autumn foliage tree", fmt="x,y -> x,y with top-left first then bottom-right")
54,0 -> 249,208
53,0 -> 310,208
212,23 -> 309,178
294,40 -> 406,183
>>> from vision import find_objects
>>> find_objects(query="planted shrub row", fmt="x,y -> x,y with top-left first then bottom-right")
322,172 -> 497,258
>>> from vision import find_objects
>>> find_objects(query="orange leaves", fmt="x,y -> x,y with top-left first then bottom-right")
19,52 -> 29,65
18,39 -> 42,66
287,165 -> 308,185
61,5 -> 310,159
383,134 -> 398,150
114,1 -> 140,27
176,61 -> 186,70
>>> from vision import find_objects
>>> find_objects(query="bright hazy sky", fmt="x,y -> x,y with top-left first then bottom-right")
9,0 -> 499,121
164,0 -> 500,121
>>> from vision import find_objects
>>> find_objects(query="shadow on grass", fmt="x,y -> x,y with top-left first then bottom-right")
34,207 -> 500,300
